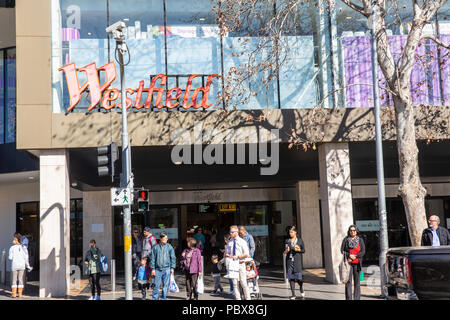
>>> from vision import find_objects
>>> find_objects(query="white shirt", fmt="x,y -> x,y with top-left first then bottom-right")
225,236 -> 249,260
431,228 -> 441,247
9,244 -> 30,271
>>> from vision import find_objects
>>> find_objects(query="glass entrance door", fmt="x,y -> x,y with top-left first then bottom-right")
16,202 -> 39,280
238,204 -> 269,264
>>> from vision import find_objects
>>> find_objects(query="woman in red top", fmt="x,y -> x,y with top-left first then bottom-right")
340,225 -> 366,300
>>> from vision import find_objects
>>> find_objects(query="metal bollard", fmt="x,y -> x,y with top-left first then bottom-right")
282,253 -> 288,285
111,259 -> 116,293
1,249 -> 6,285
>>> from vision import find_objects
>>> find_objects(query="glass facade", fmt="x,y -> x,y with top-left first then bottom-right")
337,0 -> 450,108
0,47 -> 16,144
51,0 -> 319,112
0,0 -> 14,7
113,200 -> 295,271
51,2 -> 450,113
70,199 -> 83,268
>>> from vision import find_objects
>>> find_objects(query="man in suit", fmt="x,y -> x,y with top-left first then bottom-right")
421,215 -> 450,246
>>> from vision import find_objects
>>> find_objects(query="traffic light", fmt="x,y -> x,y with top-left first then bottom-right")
97,142 -> 119,183
137,189 -> 149,212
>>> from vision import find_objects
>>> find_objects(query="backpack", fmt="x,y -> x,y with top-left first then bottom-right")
148,234 -> 157,248
100,255 -> 108,273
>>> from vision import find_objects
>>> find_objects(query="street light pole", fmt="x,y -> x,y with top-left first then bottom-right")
107,20 -> 134,300
369,1 -> 389,298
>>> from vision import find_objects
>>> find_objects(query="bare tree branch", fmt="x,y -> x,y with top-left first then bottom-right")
340,0 -> 368,17
421,35 -> 450,50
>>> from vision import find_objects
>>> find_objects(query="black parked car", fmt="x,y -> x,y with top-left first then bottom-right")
383,246 -> 450,300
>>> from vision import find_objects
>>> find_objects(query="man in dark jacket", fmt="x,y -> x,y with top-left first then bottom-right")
421,215 -> 450,246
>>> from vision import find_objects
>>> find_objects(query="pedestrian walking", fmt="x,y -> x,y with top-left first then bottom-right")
225,225 -> 251,300
181,238 -> 202,300
284,226 -> 305,300
341,225 -> 366,300
150,232 -> 176,300
132,228 -> 143,274
8,235 -> 32,298
194,227 -> 206,252
211,254 -> 223,294
14,232 -> 30,290
210,229 -> 219,256
84,239 -> 103,300
238,226 -> 255,258
133,257 -> 151,300
421,215 -> 450,246
221,234 -> 234,295
141,226 -> 157,263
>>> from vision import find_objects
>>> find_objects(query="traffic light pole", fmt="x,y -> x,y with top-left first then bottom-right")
117,38 -> 133,301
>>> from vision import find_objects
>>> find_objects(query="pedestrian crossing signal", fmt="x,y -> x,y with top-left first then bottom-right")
137,190 -> 149,212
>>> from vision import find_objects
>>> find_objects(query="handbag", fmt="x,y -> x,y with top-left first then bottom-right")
169,274 -> 179,293
339,254 -> 350,284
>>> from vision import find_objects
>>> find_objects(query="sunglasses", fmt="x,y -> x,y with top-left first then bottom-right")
350,229 -> 357,232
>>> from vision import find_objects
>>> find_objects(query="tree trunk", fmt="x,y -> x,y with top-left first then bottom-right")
392,88 -> 428,247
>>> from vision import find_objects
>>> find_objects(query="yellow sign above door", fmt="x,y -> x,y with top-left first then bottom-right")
218,204 -> 237,212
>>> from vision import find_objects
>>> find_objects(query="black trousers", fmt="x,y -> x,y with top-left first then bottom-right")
289,279 -> 303,296
185,271 -> 199,299
138,282 -> 150,297
345,264 -> 361,300
89,272 -> 101,296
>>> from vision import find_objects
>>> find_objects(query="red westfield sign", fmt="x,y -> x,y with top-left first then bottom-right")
59,62 -> 219,112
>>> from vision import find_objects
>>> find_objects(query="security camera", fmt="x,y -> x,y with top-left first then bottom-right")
106,20 -> 126,35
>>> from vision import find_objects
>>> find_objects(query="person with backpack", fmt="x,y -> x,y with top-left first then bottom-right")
150,232 -> 176,300
9,235 -> 32,298
133,257 -> 151,300
141,227 -> 158,264
84,239 -> 103,300
238,226 -> 255,258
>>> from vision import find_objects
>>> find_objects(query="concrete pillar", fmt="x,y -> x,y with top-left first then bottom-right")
319,143 -> 354,284
82,191 -> 113,275
39,150 -> 70,298
296,181 -> 323,268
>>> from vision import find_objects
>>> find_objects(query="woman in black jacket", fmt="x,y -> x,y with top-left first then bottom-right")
284,226 -> 306,300
340,225 -> 366,300
84,239 -> 103,300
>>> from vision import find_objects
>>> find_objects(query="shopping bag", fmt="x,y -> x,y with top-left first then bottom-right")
169,274 -> 179,293
339,255 -> 350,284
197,274 -> 204,294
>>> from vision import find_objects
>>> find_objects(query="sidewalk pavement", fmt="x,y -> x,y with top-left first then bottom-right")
0,267 -> 382,301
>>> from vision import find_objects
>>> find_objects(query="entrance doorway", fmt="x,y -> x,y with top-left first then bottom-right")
16,202 -> 39,281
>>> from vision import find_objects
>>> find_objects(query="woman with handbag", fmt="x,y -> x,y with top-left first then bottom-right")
340,225 -> 366,300
181,238 -> 202,300
84,239 -> 103,300
284,226 -> 306,300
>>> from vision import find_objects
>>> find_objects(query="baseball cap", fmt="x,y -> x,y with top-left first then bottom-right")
144,227 -> 151,232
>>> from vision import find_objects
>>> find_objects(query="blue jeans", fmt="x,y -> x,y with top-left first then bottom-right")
228,278 -> 234,291
152,268 -> 171,300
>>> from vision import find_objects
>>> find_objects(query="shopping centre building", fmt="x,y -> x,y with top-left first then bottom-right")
1,0 -> 450,297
